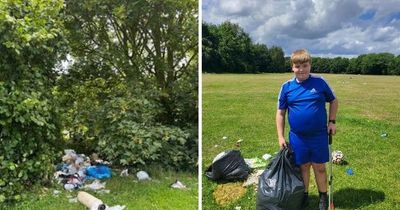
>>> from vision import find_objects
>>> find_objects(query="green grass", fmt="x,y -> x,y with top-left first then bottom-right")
6,169 -> 198,210
202,73 -> 400,210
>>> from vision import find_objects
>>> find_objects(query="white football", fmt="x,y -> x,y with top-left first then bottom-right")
332,150 -> 344,164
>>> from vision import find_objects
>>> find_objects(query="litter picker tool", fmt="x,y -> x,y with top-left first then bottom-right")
328,132 -> 335,210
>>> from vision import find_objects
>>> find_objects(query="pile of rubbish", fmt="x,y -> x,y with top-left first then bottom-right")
54,149 -> 112,191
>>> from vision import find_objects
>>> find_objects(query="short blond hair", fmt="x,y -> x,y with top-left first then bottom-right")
291,49 -> 311,65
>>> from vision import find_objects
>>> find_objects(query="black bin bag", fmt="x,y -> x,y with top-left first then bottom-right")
256,146 -> 305,210
205,150 -> 250,182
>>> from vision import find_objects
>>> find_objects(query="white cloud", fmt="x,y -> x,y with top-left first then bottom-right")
203,0 -> 400,57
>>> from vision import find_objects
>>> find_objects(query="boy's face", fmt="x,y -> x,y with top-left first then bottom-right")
292,62 -> 311,82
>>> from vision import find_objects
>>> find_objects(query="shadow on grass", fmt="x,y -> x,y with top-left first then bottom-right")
333,188 -> 385,209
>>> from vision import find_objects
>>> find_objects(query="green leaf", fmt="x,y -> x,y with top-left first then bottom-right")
0,194 -> 5,203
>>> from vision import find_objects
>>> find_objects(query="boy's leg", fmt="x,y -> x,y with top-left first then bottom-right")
300,162 -> 312,192
312,163 -> 328,210
300,162 -> 311,207
312,163 -> 327,192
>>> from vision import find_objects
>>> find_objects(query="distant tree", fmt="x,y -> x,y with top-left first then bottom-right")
312,57 -> 330,73
250,43 -> 271,73
269,46 -> 285,72
284,57 -> 292,72
388,55 -> 400,75
330,57 -> 349,74
346,57 -> 362,74
202,23 -> 222,73
359,53 -> 394,75
217,21 -> 253,73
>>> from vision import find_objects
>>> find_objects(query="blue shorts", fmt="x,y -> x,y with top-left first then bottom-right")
289,131 -> 329,166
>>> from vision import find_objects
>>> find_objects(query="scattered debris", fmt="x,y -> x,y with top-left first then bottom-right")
107,205 -> 126,210
53,190 -> 61,196
98,189 -> 111,194
136,171 -> 151,181
64,183 -> 79,191
236,139 -> 243,147
262,153 -> 272,161
235,206 -> 242,210
346,168 -> 354,176
222,136 -> 228,140
214,144 -> 219,148
244,158 -> 266,169
68,197 -> 78,203
213,182 -> 247,207
86,165 -> 112,180
170,180 -> 187,189
91,153 -> 111,165
243,169 -> 264,187
120,169 -> 129,177
381,132 -> 388,138
84,180 -> 106,191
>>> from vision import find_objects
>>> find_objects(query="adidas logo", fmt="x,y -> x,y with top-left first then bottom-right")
310,88 -> 317,93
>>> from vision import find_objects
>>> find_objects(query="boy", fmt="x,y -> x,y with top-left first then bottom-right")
276,49 -> 338,210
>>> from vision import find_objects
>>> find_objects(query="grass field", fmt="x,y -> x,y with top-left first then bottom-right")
6,169 -> 197,210
202,73 -> 400,210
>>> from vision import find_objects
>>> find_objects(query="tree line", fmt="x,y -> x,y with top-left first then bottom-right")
203,21 -> 400,75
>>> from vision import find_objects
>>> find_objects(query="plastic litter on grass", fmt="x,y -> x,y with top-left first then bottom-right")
84,180 -> 106,190
170,180 -> 187,189
120,169 -> 129,177
262,153 -> 272,161
243,169 -> 264,187
244,158 -> 267,169
136,171 -> 151,181
346,168 -> 354,176
381,132 -> 388,138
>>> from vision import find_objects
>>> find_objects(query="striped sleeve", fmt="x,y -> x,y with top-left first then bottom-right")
277,84 -> 288,109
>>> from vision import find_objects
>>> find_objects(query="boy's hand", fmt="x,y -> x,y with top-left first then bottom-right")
328,123 -> 336,135
278,137 -> 287,149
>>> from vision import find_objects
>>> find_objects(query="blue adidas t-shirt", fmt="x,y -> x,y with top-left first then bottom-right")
277,75 -> 336,136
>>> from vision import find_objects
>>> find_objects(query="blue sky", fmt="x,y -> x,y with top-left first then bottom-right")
203,0 -> 400,57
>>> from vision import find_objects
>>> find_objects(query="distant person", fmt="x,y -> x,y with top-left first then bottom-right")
276,49 -> 338,210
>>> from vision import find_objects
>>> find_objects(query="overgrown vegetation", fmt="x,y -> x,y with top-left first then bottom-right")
0,0 -> 67,204
0,0 -> 197,205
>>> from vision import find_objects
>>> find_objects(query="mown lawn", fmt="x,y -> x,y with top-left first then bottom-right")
202,73 -> 400,210
6,169 -> 197,210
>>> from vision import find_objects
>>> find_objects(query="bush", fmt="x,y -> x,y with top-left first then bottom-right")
97,121 -> 197,171
0,83 -> 59,204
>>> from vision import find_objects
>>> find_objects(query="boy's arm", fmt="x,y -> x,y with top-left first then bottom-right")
276,109 -> 287,149
328,98 -> 339,134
